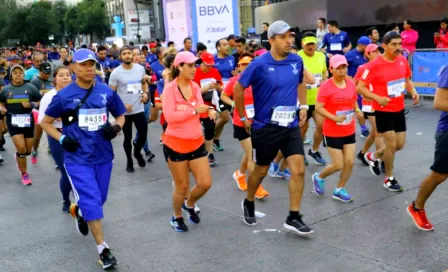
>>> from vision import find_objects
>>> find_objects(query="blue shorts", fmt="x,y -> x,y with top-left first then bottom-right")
65,162 -> 113,221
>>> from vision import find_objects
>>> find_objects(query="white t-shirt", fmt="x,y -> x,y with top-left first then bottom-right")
38,88 -> 62,129
316,28 -> 328,49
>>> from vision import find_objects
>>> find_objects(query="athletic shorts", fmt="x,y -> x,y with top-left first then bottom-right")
364,112 -> 375,119
150,90 -> 156,107
430,132 -> 448,174
251,125 -> 304,166
375,110 -> 406,133
233,125 -> 250,141
6,117 -> 34,138
323,133 -> 356,150
0,114 -> 3,120
307,105 -> 315,121
217,99 -> 231,113
163,143 -> 208,162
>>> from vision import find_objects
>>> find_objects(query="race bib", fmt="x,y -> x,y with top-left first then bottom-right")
271,106 -> 296,127
336,110 -> 354,125
307,74 -> 322,89
11,114 -> 31,128
330,43 -> 342,51
245,104 -> 255,119
127,83 -> 142,94
387,78 -> 405,98
362,105 -> 373,113
200,78 -> 216,91
78,108 -> 107,131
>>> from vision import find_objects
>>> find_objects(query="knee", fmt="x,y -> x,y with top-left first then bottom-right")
198,178 -> 212,192
343,158 -> 354,169
174,181 -> 189,195
396,142 -> 405,151
220,113 -> 230,123
289,162 -> 305,177
149,114 -> 158,122
331,161 -> 344,172
252,165 -> 269,178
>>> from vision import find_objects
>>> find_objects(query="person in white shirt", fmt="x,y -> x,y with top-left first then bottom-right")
316,18 -> 328,50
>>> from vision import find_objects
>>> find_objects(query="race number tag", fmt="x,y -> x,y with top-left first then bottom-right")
271,106 -> 296,127
200,78 -> 216,91
336,110 -> 354,125
307,74 -> 322,89
362,105 -> 373,113
387,78 -> 405,98
127,83 -> 142,94
78,108 -> 107,131
11,114 -> 31,127
245,104 -> 255,119
330,43 -> 342,51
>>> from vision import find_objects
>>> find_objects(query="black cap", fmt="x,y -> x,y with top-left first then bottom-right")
39,62 -> 52,74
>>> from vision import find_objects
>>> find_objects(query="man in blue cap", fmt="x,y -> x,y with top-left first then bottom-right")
40,48 -> 126,269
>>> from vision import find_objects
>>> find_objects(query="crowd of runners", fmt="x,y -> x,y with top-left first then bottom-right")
0,18 -> 447,270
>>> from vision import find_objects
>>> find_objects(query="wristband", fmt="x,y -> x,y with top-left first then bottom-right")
355,108 -> 361,112
240,117 -> 247,121
231,101 -> 235,107
59,135 -> 66,144
299,105 -> 309,110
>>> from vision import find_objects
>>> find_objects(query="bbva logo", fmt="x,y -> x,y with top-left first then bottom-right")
199,5 -> 230,16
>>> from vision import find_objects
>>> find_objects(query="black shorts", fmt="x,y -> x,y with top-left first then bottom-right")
0,114 -> 3,120
200,117 -> 215,141
364,112 -> 375,119
233,125 -> 250,141
163,143 -> 208,162
430,132 -> 448,174
323,133 -> 356,150
375,110 -> 406,133
6,118 -> 34,138
217,99 -> 231,112
150,90 -> 156,108
251,125 -> 304,166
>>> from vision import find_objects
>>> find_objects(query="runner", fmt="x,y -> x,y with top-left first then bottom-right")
407,64 -> 448,231
321,20 -> 351,58
162,51 -> 214,232
220,53 -> 269,198
312,55 -> 363,202
109,46 -> 149,173
24,52 -> 44,81
0,64 -> 41,185
37,66 -> 73,212
356,31 -> 420,192
235,20 -> 313,234
40,48 -> 126,269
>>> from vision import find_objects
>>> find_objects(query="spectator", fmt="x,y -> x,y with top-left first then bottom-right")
233,36 -> 247,61
196,42 -> 207,58
316,18 -> 328,49
401,20 -> 419,53
365,26 -> 381,46
292,26 -> 302,50
385,22 -> 400,33
260,22 -> 270,50
434,18 -> 448,49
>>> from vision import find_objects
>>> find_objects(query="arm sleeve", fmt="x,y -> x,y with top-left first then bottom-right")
343,32 -> 350,47
108,69 -> 119,87
438,66 -> 448,88
360,65 -> 374,85
162,83 -> 196,123
354,66 -> 364,81
223,77 -> 237,97
157,80 -> 165,95
440,33 -> 448,44
38,93 -> 51,124
322,34 -> 329,48
45,94 -> 64,118
405,59 -> 412,78
238,61 -> 258,88
434,36 -> 440,45
108,91 -> 126,117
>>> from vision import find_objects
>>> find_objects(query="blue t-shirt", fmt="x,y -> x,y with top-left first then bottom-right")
45,82 -> 126,165
179,48 -> 197,55
157,79 -> 165,95
238,52 -> 304,129
437,65 -> 448,132
345,49 -> 367,77
146,53 -> 157,65
322,31 -> 350,55
97,57 -> 111,70
150,61 -> 165,81
214,55 -> 236,80
24,67 -> 39,82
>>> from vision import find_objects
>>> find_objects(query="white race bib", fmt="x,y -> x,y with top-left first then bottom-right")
362,105 -> 373,113
330,43 -> 342,51
271,106 -> 296,127
11,114 -> 31,128
78,108 -> 107,131
200,78 -> 216,91
336,110 -> 354,125
387,78 -> 405,98
307,74 -> 322,89
245,104 -> 255,119
127,83 -> 142,94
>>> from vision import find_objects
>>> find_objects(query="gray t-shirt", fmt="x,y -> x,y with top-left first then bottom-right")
109,64 -> 145,115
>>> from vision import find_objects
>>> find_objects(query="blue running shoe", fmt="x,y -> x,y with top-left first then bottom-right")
312,173 -> 325,195
268,162 -> 279,177
361,129 -> 370,139
277,169 -> 291,179
307,149 -> 326,165
332,188 -> 353,203
170,216 -> 188,232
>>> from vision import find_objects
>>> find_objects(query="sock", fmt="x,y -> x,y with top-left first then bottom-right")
289,211 -> 300,218
367,152 -> 376,161
385,176 -> 394,181
244,198 -> 254,208
97,241 -> 109,254
311,148 -> 318,153
412,202 -> 422,211
184,200 -> 194,209
361,125 -> 367,130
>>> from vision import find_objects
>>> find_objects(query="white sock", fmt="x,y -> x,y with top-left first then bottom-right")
238,170 -> 245,176
97,241 -> 109,254
311,148 -> 318,153
184,200 -> 194,209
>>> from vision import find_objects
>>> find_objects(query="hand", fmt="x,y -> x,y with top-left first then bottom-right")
103,124 -> 121,140
231,69 -> 238,76
141,93 -> 149,103
334,115 -> 346,123
355,109 -> 364,119
195,104 -> 209,114
0,107 -> 7,115
375,96 -> 390,107
434,33 -> 440,37
125,104 -> 133,112
208,109 -> 218,121
412,91 -> 420,105
60,135 -> 80,152
21,102 -> 31,108
343,47 -> 350,53
299,108 -> 307,127
208,83 -> 219,90
327,53 -> 333,58
242,119 -> 251,135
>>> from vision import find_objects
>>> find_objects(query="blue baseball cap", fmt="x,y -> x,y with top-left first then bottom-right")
358,36 -> 371,46
73,48 -> 98,63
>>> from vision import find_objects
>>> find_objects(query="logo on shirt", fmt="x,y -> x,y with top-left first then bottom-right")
100,93 -> 107,105
73,98 -> 81,104
290,63 -> 298,75
229,60 -> 233,67
340,36 -> 343,41
268,67 -> 275,72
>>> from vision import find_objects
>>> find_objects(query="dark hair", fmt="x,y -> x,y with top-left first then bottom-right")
365,26 -> 378,37
327,20 -> 339,28
120,45 -> 133,55
405,20 -> 418,31
155,47 -> 164,58
141,45 -> 148,51
382,31 -> 401,44
63,59 -> 71,66
196,42 -> 207,52
129,41 -> 135,46
183,38 -> 192,44
239,52 -> 255,59
215,38 -> 226,50
385,22 -> 399,32
302,31 -> 316,38
318,18 -> 326,25
235,36 -> 246,44
164,54 -> 176,70
170,63 -> 184,79
52,65 -> 71,86
168,41 -> 175,47
81,44 -> 87,49
97,45 -> 107,52
441,18 -> 448,24
262,22 -> 269,27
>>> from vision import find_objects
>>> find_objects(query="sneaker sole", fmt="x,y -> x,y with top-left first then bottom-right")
283,222 -> 314,236
233,173 -> 247,191
332,195 -> 353,203
255,193 -> 269,200
146,154 -> 155,162
383,183 -> 403,192
241,200 -> 257,226
307,154 -> 325,166
99,260 -> 118,269
406,206 -> 434,231
212,146 -> 223,152
268,171 -> 278,178
357,154 -> 369,166
70,204 -> 88,236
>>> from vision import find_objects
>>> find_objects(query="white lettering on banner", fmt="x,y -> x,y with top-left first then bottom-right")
11,114 -> 31,128
78,108 -> 107,131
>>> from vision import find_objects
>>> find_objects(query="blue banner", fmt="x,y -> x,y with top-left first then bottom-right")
412,51 -> 448,95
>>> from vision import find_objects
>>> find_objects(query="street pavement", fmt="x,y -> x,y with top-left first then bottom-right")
0,100 -> 447,272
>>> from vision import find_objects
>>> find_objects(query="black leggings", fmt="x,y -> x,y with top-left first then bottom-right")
200,117 -> 215,141
123,112 -> 148,164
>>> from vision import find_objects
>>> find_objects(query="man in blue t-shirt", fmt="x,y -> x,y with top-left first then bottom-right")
407,65 -> 448,232
321,20 -> 351,58
234,20 -> 313,236
40,48 -> 126,269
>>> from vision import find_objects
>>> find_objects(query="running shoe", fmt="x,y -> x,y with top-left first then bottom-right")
208,153 -> 216,166
99,247 -> 118,269
407,202 -> 434,231
304,156 -> 309,166
332,188 -> 353,202
277,169 -> 291,179
0,155 -> 3,164
312,173 -> 324,195
31,151 -> 38,164
384,177 -> 403,192
62,201 -> 71,213
357,151 -> 369,166
241,199 -> 257,226
233,170 -> 247,191
145,150 -> 155,162
303,137 -> 312,145
283,214 -> 314,235
21,173 -> 32,186
404,109 -> 409,115
213,139 -> 224,152
361,128 -> 370,138
69,203 -> 89,236
133,152 -> 146,167
268,162 -> 279,177
307,149 -> 326,165
365,152 -> 381,176
255,185 -> 269,199
182,203 -> 200,224
170,216 -> 188,232
194,204 -> 200,214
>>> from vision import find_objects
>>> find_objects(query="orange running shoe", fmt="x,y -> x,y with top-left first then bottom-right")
233,170 -> 247,191
407,202 -> 434,231
255,184 -> 269,199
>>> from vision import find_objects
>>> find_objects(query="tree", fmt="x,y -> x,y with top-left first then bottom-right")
64,5 -> 80,44
52,0 -> 69,45
76,0 -> 110,42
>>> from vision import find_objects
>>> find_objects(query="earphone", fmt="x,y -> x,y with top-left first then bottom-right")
179,67 -> 183,72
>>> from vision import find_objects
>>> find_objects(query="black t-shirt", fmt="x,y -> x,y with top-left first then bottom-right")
0,83 -> 41,116
30,77 -> 53,95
